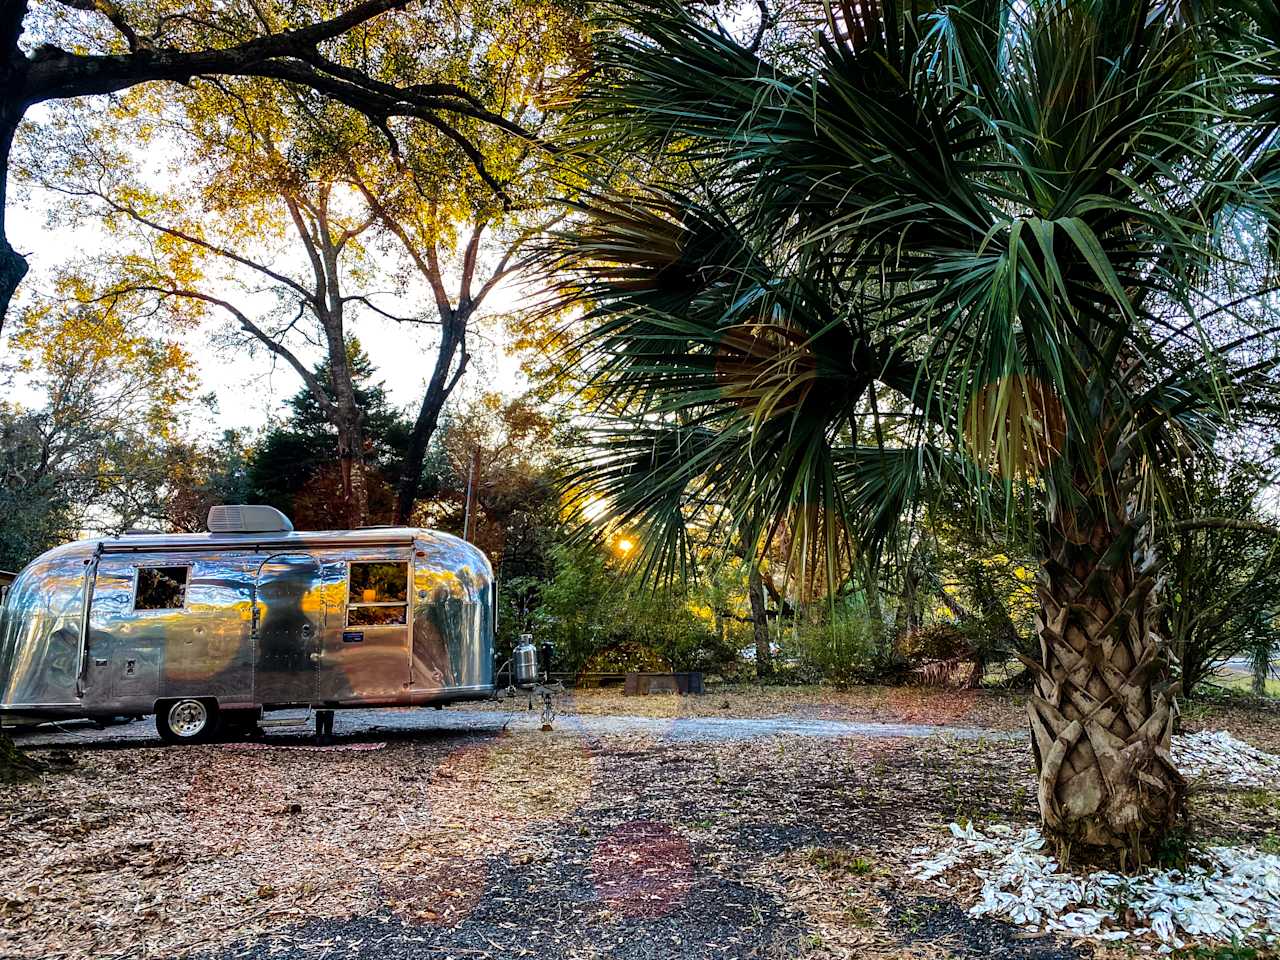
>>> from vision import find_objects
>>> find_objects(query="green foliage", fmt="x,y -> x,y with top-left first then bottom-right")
163,431 -> 254,533
0,411 -> 76,571
1161,458 -> 1280,698
782,601 -> 895,687
534,541 -> 736,675
1151,826 -> 1200,872
542,0 -> 1280,588
900,624 -> 971,664
0,305 -> 197,567
804,847 -> 876,877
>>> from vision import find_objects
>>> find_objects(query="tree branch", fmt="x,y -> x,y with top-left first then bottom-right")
471,213 -> 564,309
343,293 -> 438,325
50,0 -> 141,52
282,192 -> 327,304
50,180 -> 317,303
459,219 -> 484,306
23,0 -> 410,103
350,175 -> 453,316
117,284 -> 337,418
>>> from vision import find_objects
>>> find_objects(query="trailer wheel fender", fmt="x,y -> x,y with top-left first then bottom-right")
155,698 -> 218,744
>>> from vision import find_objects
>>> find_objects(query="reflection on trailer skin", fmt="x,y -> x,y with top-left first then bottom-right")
0,506 -> 500,742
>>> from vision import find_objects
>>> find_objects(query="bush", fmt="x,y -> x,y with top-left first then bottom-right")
580,641 -> 672,674
533,542 -> 737,676
897,622 -> 984,687
899,622 -> 971,662
783,603 -> 897,687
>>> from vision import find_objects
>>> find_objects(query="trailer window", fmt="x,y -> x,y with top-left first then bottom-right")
347,562 -> 408,626
134,566 -> 189,611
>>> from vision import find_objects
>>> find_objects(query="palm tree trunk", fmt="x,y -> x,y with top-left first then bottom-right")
1027,488 -> 1185,866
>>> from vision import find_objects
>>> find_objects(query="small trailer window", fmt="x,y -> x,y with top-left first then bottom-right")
134,566 -> 189,611
347,562 -> 408,626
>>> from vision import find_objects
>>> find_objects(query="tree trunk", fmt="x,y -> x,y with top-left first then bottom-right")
748,564 -> 772,678
313,198 -> 368,529
324,367 -> 367,529
394,311 -> 467,525
332,402 -> 368,529
1252,641 -> 1270,697
0,62 -> 29,331
1027,487 -> 1184,867
0,729 -> 41,784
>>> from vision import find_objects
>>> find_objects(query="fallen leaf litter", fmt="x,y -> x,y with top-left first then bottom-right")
4,692 -> 1278,960
913,731 -> 1280,952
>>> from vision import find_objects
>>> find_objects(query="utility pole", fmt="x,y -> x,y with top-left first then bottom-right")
462,447 -> 480,541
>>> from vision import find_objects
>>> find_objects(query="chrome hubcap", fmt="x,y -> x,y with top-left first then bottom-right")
169,700 -> 208,738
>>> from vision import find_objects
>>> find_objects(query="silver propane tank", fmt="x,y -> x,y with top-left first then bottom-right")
513,635 -> 540,687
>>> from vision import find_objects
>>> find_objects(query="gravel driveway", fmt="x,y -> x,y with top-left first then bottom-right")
10,703 -> 1018,750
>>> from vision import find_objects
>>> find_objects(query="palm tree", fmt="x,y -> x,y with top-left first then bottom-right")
540,0 -> 1280,865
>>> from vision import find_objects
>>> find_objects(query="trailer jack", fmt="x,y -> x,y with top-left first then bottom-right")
495,677 -> 564,730
533,684 -> 561,731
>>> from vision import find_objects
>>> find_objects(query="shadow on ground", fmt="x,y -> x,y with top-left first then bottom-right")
209,828 -> 805,960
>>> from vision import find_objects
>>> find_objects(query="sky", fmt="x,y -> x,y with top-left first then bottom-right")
5,178 -> 533,440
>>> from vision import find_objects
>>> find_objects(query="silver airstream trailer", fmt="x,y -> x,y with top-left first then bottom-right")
0,506 -> 509,742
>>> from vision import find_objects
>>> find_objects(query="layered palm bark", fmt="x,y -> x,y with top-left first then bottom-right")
1028,484 -> 1185,866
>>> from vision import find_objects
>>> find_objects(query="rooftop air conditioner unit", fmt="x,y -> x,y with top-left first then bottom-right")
207,504 -> 294,534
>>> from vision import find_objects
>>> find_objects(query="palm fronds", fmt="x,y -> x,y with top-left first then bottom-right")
540,0 -> 1280,583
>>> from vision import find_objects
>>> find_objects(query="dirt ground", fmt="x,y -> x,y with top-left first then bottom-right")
3,686 -> 1278,960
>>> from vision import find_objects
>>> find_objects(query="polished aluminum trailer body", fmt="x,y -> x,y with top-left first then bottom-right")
0,528 -> 494,719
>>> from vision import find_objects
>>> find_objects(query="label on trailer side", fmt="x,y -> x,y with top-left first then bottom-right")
342,631 -> 365,643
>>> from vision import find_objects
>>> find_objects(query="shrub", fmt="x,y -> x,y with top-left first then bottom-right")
580,641 -> 672,674
899,623 -> 971,662
534,542 -> 736,676
898,622 -> 984,687
783,603 -> 896,687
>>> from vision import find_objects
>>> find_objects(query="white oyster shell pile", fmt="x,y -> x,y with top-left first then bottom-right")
915,823 -> 1280,950
1172,729 -> 1280,787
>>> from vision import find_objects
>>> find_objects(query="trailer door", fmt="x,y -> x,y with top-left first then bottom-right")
321,559 -> 411,702
252,555 -> 323,708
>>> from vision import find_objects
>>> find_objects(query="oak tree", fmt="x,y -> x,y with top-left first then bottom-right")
18,0 -> 576,526
0,0 -> 546,328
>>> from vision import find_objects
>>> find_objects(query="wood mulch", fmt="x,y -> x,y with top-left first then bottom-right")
3,686 -> 1278,960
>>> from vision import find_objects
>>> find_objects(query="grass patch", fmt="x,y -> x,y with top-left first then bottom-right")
1238,790 -> 1280,812
804,846 -> 876,877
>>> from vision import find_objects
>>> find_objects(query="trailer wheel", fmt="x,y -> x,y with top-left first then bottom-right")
156,699 -> 217,744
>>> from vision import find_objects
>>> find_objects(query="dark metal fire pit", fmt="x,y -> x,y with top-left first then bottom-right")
623,672 -> 705,695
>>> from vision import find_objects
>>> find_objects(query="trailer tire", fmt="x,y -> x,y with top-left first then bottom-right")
156,699 -> 218,744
